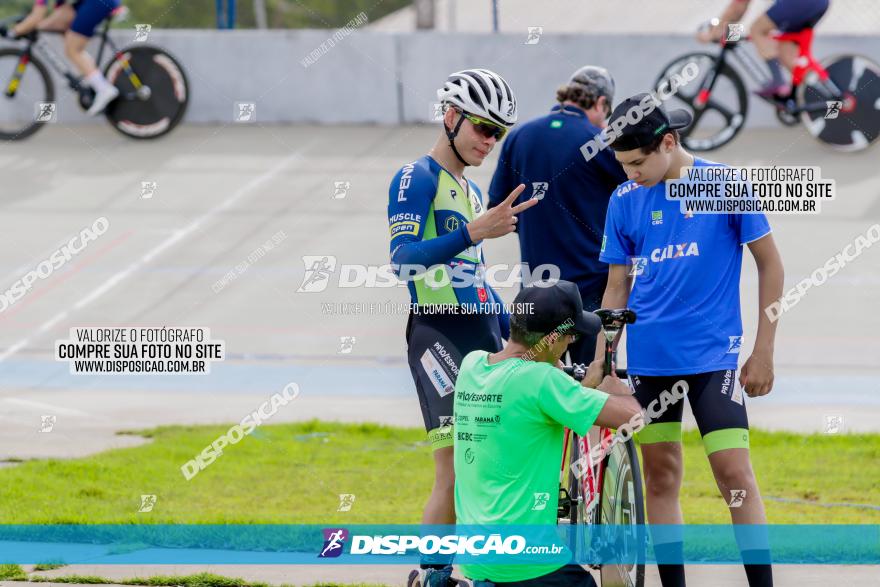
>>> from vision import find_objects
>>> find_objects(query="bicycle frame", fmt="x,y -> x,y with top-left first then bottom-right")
5,16 -> 143,102
695,30 -> 844,118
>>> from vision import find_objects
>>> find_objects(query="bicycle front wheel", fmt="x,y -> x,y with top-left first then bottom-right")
0,48 -> 54,140
596,438 -> 646,587
797,54 -> 880,151
654,51 -> 748,152
104,44 -> 189,139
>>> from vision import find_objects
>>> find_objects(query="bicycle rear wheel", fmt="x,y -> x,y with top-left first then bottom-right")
0,48 -> 54,140
654,52 -> 748,152
595,439 -> 645,587
104,44 -> 189,139
797,54 -> 880,151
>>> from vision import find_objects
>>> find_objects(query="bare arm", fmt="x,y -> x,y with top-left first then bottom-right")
739,233 -> 784,397
698,0 -> 750,42
593,263 -> 631,362
594,394 -> 641,429
12,4 -> 48,36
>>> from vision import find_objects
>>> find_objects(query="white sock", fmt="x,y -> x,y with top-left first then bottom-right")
86,71 -> 114,93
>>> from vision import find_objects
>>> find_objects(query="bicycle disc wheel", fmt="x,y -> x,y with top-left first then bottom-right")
796,54 -> 880,151
0,48 -> 54,140
654,51 -> 748,152
104,44 -> 189,139
597,439 -> 645,587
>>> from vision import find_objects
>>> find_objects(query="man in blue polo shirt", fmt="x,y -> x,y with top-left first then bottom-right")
597,93 -> 785,587
488,66 -> 627,365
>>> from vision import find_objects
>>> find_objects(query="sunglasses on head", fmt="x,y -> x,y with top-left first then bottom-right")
460,110 -> 508,140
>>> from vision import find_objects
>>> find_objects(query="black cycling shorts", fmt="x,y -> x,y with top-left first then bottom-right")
767,0 -> 829,33
630,369 -> 750,454
405,311 -> 502,450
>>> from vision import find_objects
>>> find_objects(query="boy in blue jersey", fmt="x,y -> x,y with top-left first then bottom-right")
388,69 -> 538,587
488,65 -> 627,367
597,94 -> 784,587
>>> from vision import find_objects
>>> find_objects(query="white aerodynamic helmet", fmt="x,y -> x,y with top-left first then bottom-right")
437,68 -> 518,127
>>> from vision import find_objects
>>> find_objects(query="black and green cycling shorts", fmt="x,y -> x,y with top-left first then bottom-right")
405,310 -> 502,451
630,369 -> 750,455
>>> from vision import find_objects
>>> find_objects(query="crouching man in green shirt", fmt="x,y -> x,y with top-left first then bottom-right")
454,280 -> 642,586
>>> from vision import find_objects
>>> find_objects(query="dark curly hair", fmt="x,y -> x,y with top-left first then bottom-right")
556,84 -> 608,115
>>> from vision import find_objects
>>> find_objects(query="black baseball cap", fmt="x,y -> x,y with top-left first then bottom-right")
511,280 -> 601,338
607,92 -> 693,151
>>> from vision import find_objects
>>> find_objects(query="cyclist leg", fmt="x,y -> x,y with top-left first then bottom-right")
631,374 -> 688,587
687,369 -> 772,587
754,0 -> 831,97
64,0 -> 120,115
36,2 -> 75,32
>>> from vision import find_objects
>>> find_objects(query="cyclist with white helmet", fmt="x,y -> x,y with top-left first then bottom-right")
387,68 -> 538,587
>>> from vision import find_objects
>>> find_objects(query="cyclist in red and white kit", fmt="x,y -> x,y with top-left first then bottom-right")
698,0 -> 830,98
2,0 -> 122,114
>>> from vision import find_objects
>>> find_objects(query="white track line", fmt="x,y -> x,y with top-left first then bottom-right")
0,149 -> 305,364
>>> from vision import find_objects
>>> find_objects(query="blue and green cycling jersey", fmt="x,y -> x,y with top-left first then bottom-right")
387,155 -> 508,329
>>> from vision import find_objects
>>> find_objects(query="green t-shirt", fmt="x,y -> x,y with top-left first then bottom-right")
453,350 -> 609,582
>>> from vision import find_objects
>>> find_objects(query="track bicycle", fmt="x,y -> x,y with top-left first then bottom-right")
654,22 -> 880,152
0,4 -> 188,140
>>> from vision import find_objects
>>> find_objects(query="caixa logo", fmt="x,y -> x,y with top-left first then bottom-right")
318,528 -> 349,558
297,256 -> 560,292
650,242 -> 700,263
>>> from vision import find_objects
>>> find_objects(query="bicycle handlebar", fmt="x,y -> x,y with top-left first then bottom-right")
562,307 -> 636,382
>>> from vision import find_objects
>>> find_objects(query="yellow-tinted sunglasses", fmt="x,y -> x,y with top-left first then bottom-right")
460,111 -> 508,140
